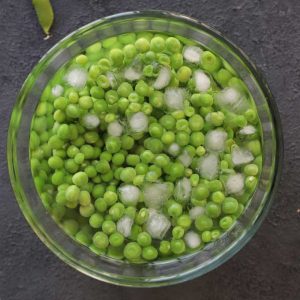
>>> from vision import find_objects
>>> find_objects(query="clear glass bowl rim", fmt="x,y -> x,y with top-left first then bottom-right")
7,10 -> 283,287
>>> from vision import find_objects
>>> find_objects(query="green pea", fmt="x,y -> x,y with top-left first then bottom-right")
135,208 -> 149,225
109,232 -> 125,247
201,51 -> 221,72
124,242 -> 142,260
219,216 -> 233,230
222,197 -> 239,214
194,184 -> 210,200
177,66 -> 192,82
62,219 -> 79,236
150,36 -> 165,52
205,202 -> 221,218
93,232 -> 109,249
89,213 -> 104,229
135,38 -> 150,53
211,191 -> 225,204
109,48 -> 124,66
195,215 -> 213,232
95,198 -> 107,213
170,239 -> 186,255
166,37 -> 181,53
244,164 -> 259,176
201,231 -> 212,243
137,232 -> 152,247
79,203 -> 95,217
103,191 -> 118,206
159,240 -> 171,256
142,246 -> 158,261
76,230 -> 92,246
102,220 -> 116,235
172,226 -> 185,239
120,167 -> 136,183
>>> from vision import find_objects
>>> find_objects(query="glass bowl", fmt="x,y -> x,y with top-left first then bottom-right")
7,10 -> 282,287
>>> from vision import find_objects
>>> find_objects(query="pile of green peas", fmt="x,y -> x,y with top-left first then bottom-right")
29,31 -> 262,262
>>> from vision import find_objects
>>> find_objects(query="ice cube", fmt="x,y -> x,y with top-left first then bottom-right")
153,67 -> 171,90
168,143 -> 181,157
215,87 -> 249,114
164,88 -> 186,110
183,46 -> 203,63
145,209 -> 171,239
178,150 -> 192,167
82,114 -> 100,129
107,120 -> 123,137
189,206 -> 205,220
124,67 -> 142,81
205,129 -> 227,152
194,70 -> 211,92
184,231 -> 201,249
117,216 -> 133,237
65,68 -> 88,89
124,59 -> 143,81
143,183 -> 171,209
118,185 -> 140,206
226,173 -> 244,195
239,125 -> 256,135
196,153 -> 219,180
232,145 -> 254,166
129,112 -> 148,133
174,177 -> 192,202
106,71 -> 118,88
51,84 -> 64,97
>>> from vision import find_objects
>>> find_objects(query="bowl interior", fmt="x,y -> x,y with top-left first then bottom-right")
7,11 -> 281,287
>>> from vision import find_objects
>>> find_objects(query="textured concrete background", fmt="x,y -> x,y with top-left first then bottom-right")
0,0 -> 299,299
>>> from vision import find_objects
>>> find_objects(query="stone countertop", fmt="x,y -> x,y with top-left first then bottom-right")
0,0 -> 299,299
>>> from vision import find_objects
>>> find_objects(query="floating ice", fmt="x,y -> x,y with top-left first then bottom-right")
197,153 -> 219,180
226,173 -> 244,195
189,206 -> 205,220
117,216 -> 133,237
184,231 -> 201,249
124,59 -> 143,81
168,143 -> 181,157
145,209 -> 171,239
164,88 -> 186,111
178,150 -> 192,167
231,145 -> 254,166
124,67 -> 142,81
239,125 -> 256,135
129,112 -> 148,133
215,87 -> 249,114
106,71 -> 118,88
153,67 -> 171,90
107,120 -> 123,137
82,114 -> 100,129
194,70 -> 211,92
174,177 -> 192,202
118,185 -> 140,206
143,183 -> 171,209
205,129 -> 227,152
51,84 -> 64,97
65,68 -> 88,89
183,46 -> 203,63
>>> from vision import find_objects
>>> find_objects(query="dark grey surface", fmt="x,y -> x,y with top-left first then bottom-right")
0,0 -> 299,299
